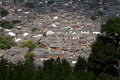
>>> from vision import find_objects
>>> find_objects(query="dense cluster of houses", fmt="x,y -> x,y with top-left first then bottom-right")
0,4 -> 101,66
0,0 -> 119,66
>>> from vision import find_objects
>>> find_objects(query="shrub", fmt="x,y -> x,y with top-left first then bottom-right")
31,27 -> 37,32
0,7 -> 9,17
21,40 -> 36,51
0,20 -> 14,29
0,36 -> 14,49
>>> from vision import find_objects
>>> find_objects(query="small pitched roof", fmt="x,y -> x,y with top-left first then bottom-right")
23,32 -> 29,36
46,30 -> 55,35
7,32 -> 16,36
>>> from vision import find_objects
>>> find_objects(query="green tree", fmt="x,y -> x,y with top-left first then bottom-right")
0,7 -> 9,17
0,36 -> 14,49
31,27 -> 37,33
98,73 -> 117,80
25,52 -> 34,63
79,71 -> 97,80
12,62 -> 25,80
42,59 -> 55,80
88,18 -> 120,76
23,52 -> 34,80
32,66 -> 44,80
21,40 -> 36,51
0,56 -> 8,80
74,56 -> 87,73
5,62 -> 14,80
0,20 -> 14,29
101,18 -> 120,46
88,36 -> 119,76
43,58 -> 73,80
61,59 -> 73,80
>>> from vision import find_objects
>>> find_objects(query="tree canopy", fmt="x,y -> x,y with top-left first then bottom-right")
0,7 -> 9,17
0,20 -> 14,29
101,18 -> 120,46
21,40 -> 36,51
88,18 -> 120,76
0,36 -> 14,49
74,56 -> 87,73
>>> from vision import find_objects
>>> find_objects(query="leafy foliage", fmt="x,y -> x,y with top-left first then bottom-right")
25,52 -> 34,63
0,20 -> 14,29
74,56 -> 87,73
31,27 -> 37,32
21,40 -> 36,51
0,7 -> 9,17
98,73 -> 118,80
101,18 -> 120,46
0,56 -> 119,80
0,36 -> 14,49
88,18 -> 120,76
